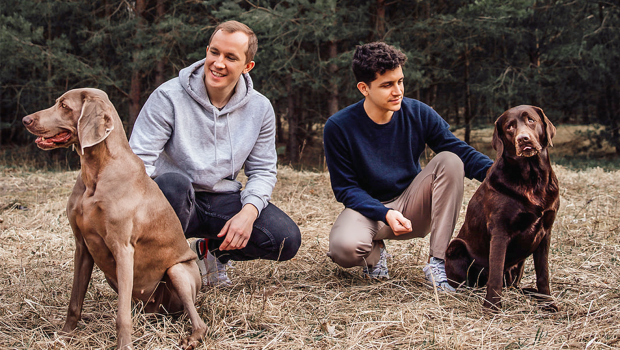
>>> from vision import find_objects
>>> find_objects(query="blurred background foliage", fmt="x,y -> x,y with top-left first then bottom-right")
1,0 -> 619,168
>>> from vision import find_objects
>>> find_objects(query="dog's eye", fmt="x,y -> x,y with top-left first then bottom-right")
60,102 -> 68,109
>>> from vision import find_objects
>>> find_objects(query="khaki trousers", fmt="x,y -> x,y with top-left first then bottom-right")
327,152 -> 465,268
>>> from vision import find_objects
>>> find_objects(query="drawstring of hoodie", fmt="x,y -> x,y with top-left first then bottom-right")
213,109 -> 219,166
226,114 -> 234,177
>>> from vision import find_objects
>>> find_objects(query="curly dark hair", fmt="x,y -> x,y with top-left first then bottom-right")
352,42 -> 407,85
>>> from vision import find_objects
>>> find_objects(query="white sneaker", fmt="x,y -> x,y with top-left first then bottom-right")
363,244 -> 390,279
190,239 -> 232,288
423,257 -> 455,292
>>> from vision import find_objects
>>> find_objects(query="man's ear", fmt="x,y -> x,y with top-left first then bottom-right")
357,82 -> 369,96
242,61 -> 255,74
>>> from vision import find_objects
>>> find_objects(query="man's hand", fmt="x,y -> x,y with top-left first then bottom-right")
217,204 -> 258,251
386,209 -> 412,235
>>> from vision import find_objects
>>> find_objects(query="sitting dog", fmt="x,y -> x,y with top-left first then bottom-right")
22,88 -> 206,349
445,105 -> 559,311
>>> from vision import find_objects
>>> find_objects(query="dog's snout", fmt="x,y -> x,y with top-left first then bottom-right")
22,115 -> 34,126
516,133 -> 530,143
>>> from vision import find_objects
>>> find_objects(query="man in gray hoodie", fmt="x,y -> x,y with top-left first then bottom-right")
129,21 -> 301,287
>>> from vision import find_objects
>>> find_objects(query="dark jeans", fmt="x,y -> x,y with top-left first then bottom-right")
154,172 -> 301,264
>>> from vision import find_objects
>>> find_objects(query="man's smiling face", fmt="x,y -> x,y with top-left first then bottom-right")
204,30 -> 254,91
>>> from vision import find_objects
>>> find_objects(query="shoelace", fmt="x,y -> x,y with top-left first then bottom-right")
375,249 -> 389,271
364,248 -> 389,277
428,259 -> 448,282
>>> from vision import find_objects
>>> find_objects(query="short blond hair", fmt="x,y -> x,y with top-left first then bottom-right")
208,20 -> 258,64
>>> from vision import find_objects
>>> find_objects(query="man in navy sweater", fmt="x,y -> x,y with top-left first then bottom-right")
323,42 -> 493,290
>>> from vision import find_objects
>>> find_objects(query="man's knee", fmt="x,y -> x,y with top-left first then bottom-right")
154,172 -> 193,201
153,173 -> 194,229
328,237 -> 372,268
276,224 -> 301,261
434,152 -> 465,179
260,204 -> 301,262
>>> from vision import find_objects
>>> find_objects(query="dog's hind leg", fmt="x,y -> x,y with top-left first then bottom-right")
445,238 -> 477,288
165,261 -> 206,350
504,261 -> 525,288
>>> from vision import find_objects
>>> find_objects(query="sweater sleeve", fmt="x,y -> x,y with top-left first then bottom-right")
241,101 -> 278,216
422,108 -> 493,182
129,88 -> 175,177
323,119 -> 391,223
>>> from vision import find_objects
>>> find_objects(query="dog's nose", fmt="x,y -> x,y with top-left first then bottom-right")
22,115 -> 33,126
516,134 -> 530,143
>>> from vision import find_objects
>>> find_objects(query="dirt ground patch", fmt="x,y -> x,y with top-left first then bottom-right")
1,161 -> 619,349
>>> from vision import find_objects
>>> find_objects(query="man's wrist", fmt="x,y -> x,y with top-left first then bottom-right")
242,194 -> 266,218
242,203 -> 259,219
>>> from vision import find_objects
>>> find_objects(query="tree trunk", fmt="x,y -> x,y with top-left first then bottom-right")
155,0 -> 166,87
47,5 -> 52,106
529,1 -> 542,107
426,84 -> 438,109
276,99 -> 284,143
453,92 -> 460,126
464,48 -> 472,145
129,0 -> 146,130
327,41 -> 339,117
606,85 -> 620,154
581,101 -> 590,124
286,75 -> 299,163
376,0 -> 386,39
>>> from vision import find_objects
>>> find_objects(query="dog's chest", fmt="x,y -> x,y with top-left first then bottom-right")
71,193 -> 120,276
505,208 -> 554,257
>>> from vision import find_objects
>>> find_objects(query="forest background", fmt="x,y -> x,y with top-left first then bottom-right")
1,0 -> 619,168
2,2 -> 620,348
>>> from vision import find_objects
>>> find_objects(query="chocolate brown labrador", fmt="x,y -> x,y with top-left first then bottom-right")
445,105 -> 559,311
22,88 -> 206,349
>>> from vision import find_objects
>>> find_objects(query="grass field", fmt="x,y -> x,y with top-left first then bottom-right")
1,126 -> 619,349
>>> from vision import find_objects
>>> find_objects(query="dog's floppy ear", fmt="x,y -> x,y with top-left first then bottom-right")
492,113 -> 505,157
533,106 -> 555,147
77,95 -> 114,155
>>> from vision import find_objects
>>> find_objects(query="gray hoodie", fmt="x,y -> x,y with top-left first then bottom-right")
129,59 -> 277,215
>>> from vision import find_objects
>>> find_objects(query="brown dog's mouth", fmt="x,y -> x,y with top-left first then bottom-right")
516,144 -> 540,157
35,131 -> 73,149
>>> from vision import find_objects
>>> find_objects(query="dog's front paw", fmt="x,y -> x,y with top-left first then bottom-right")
56,328 -> 74,344
483,299 -> 502,312
179,336 -> 199,350
540,301 -> 559,312
179,327 -> 206,350
520,287 -> 558,312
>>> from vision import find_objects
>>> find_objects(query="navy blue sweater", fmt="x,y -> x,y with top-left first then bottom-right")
323,98 -> 493,224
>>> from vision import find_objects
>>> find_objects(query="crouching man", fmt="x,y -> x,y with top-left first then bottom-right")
130,21 -> 301,287
323,42 -> 492,289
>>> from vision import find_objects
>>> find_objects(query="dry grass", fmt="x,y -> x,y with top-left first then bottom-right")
1,159 -> 619,349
